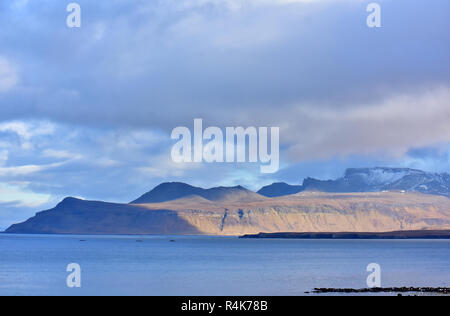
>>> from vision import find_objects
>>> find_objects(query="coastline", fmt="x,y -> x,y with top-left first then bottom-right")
4,230 -> 450,239
310,287 -> 450,295
240,230 -> 450,239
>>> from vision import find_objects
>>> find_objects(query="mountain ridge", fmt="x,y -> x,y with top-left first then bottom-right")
4,167 -> 450,235
131,182 -> 265,204
258,167 -> 450,198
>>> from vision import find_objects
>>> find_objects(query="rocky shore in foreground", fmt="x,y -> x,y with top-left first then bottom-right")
240,230 -> 450,239
312,287 -> 450,295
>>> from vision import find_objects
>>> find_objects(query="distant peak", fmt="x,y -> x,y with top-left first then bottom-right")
156,182 -> 195,188
226,185 -> 248,191
57,197 -> 84,207
131,182 -> 203,204
257,182 -> 303,198
62,196 -> 82,202
131,182 -> 263,204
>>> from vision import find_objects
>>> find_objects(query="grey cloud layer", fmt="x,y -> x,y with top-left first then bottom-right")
1,1 -> 449,127
284,87 -> 450,160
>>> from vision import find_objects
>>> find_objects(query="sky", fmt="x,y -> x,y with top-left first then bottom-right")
0,0 -> 449,230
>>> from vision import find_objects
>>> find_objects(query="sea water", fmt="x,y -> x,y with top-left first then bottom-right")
0,234 -> 449,296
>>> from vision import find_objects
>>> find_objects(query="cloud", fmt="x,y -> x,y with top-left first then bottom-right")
0,150 -> 8,166
0,0 -> 448,129
402,145 -> 450,172
0,120 -> 172,203
137,154 -> 203,178
0,182 -> 51,207
0,121 -> 54,140
0,161 -> 66,177
0,121 -> 55,151
0,57 -> 18,93
284,86 -> 450,161
42,149 -> 83,160
170,0 -> 328,11
10,0 -> 29,10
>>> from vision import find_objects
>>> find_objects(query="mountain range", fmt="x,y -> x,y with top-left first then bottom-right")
258,167 -> 450,197
5,167 -> 450,235
132,183 -> 264,204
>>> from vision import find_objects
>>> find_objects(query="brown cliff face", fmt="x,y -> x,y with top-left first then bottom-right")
136,191 -> 450,235
6,192 -> 450,235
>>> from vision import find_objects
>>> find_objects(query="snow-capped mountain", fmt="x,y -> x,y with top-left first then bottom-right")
342,168 -> 450,196
258,167 -> 450,197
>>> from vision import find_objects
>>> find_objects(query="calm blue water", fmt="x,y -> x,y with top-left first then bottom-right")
0,234 -> 449,296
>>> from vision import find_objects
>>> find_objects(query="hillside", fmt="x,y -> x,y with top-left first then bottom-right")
6,191 -> 450,236
132,183 -> 265,204
5,197 -> 201,235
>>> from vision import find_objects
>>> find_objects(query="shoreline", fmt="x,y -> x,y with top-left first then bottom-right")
311,287 -> 450,295
3,230 -> 450,239
240,230 -> 450,239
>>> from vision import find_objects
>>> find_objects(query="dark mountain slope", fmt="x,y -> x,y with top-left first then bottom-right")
257,182 -> 303,197
131,183 -> 265,204
5,197 -> 200,235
